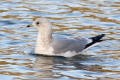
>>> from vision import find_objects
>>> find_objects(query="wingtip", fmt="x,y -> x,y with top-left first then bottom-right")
90,34 -> 106,42
101,34 -> 105,37
85,34 -> 106,49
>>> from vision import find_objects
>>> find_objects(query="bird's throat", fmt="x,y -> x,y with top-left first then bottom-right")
35,31 -> 52,52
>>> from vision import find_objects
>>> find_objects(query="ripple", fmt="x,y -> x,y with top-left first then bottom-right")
0,0 -> 120,80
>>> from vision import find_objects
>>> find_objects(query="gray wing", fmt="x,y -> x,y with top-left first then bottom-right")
52,38 -> 88,53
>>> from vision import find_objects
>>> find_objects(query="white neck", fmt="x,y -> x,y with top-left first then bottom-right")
35,29 -> 52,53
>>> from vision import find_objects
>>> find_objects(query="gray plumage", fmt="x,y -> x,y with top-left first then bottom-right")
52,38 -> 88,53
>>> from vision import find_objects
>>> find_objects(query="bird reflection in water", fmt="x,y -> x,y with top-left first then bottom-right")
31,54 -> 103,79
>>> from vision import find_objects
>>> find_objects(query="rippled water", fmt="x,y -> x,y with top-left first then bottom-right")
0,0 -> 120,80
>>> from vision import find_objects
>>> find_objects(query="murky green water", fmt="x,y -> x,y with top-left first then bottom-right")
0,0 -> 120,80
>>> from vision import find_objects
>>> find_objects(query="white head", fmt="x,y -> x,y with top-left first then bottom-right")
32,18 -> 52,32
31,18 -> 53,43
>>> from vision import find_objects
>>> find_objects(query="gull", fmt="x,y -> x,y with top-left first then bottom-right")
27,18 -> 105,57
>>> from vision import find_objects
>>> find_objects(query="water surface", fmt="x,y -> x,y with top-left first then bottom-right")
0,0 -> 120,80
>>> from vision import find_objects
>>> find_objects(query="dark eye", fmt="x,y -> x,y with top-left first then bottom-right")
36,22 -> 40,25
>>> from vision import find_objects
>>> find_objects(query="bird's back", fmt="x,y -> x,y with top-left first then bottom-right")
52,38 -> 88,54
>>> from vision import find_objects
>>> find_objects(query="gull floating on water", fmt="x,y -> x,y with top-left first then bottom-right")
27,18 -> 105,57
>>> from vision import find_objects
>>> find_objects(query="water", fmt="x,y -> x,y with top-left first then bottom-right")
0,0 -> 120,80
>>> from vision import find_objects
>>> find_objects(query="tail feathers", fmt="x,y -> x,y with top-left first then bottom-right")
85,34 -> 105,49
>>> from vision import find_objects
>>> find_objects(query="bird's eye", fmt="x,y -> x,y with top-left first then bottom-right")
36,22 -> 40,25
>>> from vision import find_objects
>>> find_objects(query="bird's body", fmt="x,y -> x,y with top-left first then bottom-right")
28,18 -> 105,57
35,38 -> 88,57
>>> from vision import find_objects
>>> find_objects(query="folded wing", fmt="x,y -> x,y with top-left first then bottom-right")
52,38 -> 88,54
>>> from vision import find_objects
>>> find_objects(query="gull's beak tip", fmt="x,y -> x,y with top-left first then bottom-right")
26,24 -> 32,27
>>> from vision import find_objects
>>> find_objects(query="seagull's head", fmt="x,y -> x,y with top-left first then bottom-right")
27,18 -> 52,33
32,18 -> 52,31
